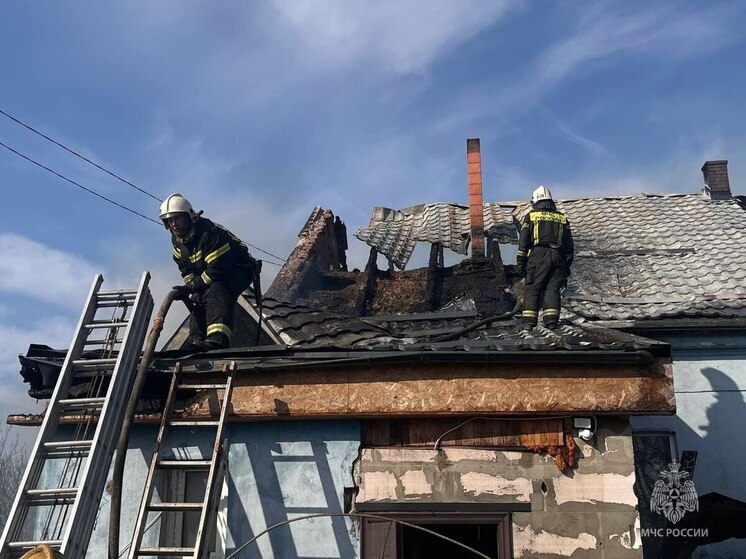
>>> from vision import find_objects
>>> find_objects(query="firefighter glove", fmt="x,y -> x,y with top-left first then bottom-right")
516,257 -> 527,278
171,285 -> 191,300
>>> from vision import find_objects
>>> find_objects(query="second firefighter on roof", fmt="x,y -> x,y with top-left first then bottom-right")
516,186 -> 574,330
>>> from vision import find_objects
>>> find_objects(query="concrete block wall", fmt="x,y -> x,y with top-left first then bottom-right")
355,417 -> 642,559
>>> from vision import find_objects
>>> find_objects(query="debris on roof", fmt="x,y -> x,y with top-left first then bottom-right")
355,203 -> 517,270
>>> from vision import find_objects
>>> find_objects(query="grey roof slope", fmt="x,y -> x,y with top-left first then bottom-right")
554,194 -> 746,321
258,297 -> 396,348
254,299 -> 668,356
355,203 -> 517,269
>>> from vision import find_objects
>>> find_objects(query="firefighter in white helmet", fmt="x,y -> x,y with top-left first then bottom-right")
160,193 -> 257,350
516,185 -> 574,330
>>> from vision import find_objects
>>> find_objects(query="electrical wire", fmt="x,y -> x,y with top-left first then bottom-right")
0,140 -> 161,224
0,107 -> 162,201
433,415 -> 574,450
0,139 -> 286,266
244,242 -> 286,263
0,117 -> 287,266
117,512 -> 163,558
225,512 -> 493,559
1,108 -> 289,264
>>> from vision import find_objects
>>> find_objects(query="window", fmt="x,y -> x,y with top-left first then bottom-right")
362,512 -> 512,559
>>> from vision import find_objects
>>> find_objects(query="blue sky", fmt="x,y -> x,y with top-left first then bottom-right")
1,0 -> 745,413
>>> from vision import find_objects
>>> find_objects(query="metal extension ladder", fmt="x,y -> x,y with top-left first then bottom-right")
128,363 -> 234,558
0,273 -> 154,559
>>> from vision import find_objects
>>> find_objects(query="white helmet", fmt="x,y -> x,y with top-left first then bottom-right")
531,185 -> 553,204
159,193 -> 196,228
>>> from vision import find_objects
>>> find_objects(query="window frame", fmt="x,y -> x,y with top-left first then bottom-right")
361,510 -> 513,559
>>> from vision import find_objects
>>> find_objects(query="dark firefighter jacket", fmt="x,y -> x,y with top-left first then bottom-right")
516,204 -> 574,267
171,218 -> 255,293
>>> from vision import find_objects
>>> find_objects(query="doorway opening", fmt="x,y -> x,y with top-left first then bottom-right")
362,512 -> 512,559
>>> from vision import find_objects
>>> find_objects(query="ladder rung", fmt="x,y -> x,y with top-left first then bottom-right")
85,321 -> 129,329
26,487 -> 78,497
178,383 -> 228,390
58,397 -> 106,409
168,420 -> 220,427
72,358 -> 118,366
44,440 -> 93,451
6,540 -> 62,550
136,547 -> 194,557
26,487 -> 78,505
97,290 -> 138,298
73,370 -> 114,379
83,338 -> 123,346
96,300 -> 134,309
148,502 -> 203,512
158,459 -> 212,470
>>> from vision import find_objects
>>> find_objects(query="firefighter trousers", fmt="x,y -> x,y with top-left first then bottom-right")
188,275 -> 250,346
522,246 -> 568,326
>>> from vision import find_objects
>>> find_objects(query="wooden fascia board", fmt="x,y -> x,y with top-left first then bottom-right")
182,357 -> 675,419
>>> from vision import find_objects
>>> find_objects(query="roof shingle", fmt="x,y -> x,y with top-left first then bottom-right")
557,194 -> 746,320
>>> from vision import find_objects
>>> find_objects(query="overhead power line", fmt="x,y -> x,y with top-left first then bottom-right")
0,140 -> 161,224
0,139 -> 286,267
244,242 -> 286,263
0,107 -> 163,202
0,109 -> 288,266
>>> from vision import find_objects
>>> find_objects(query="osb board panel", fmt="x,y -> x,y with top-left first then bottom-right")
180,359 -> 673,419
362,418 -> 564,447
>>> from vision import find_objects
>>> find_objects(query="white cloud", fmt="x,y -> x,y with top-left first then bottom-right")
0,234 -> 101,308
271,0 -> 513,74
537,106 -> 608,157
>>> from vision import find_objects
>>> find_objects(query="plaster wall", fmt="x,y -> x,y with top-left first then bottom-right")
355,417 -> 642,559
35,421 -> 360,558
35,417 -> 642,558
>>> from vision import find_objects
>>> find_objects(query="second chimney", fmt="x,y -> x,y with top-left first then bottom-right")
702,160 -> 731,200
467,138 -> 485,258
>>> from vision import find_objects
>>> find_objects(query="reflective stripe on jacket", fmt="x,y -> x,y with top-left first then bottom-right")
171,218 -> 254,292
517,209 -> 574,259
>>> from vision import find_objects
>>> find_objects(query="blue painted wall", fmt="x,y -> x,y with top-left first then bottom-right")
631,331 -> 746,558
78,420 -> 361,558
222,420 -> 360,558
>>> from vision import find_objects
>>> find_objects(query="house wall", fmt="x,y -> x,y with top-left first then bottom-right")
38,417 -> 641,558
631,331 -> 746,559
356,417 -> 642,559
47,421 -> 360,558
220,420 -> 360,558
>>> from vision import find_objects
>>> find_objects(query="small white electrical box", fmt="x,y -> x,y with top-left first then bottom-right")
574,417 -> 592,429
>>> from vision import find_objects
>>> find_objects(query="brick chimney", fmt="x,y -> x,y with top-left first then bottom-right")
467,138 -> 485,257
702,160 -> 731,200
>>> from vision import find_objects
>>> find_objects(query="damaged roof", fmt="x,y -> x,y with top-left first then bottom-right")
243,294 -> 671,360
253,297 -> 395,348
166,294 -> 667,357
352,192 -> 746,322
355,203 -> 517,269
558,194 -> 746,321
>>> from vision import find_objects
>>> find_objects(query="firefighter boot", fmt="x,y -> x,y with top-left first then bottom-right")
202,332 -> 230,350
